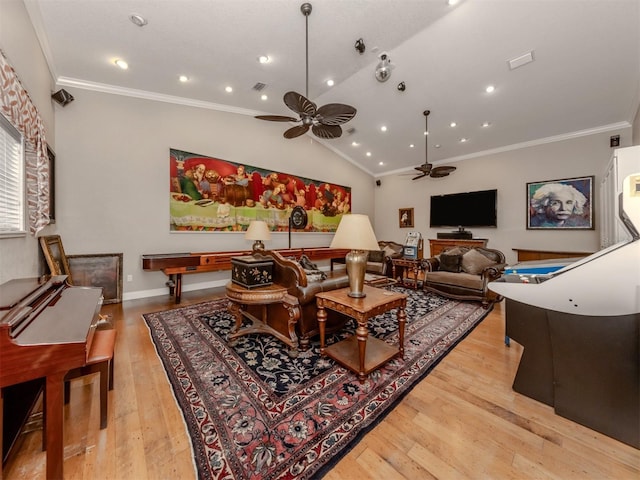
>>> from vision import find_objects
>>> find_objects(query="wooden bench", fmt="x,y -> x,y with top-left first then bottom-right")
64,328 -> 116,429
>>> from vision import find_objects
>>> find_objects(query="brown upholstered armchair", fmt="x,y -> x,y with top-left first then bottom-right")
422,246 -> 506,307
246,250 -> 350,351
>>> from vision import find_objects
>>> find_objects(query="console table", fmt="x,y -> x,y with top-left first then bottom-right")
225,282 -> 301,356
512,248 -> 594,262
142,247 -> 349,303
428,238 -> 488,256
316,286 -> 407,382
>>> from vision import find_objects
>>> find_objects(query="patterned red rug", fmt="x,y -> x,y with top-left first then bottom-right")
143,287 -> 493,479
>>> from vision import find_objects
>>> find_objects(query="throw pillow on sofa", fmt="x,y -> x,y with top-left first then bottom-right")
439,252 -> 462,272
461,248 -> 496,275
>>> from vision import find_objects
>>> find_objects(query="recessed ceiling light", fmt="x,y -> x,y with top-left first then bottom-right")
460,137 -> 468,143
380,126 -> 387,132
326,79 -> 334,87
485,85 -> 495,93
379,162 -> 384,165
366,152 -> 372,157
482,121 -> 492,127
450,122 -> 457,128
114,59 -> 128,70
435,144 -> 441,148
409,144 -> 415,148
351,141 -> 360,147
447,0 -> 460,5
258,55 -> 270,64
225,86 -> 233,93
179,75 -> 189,82
424,131 -> 428,136
129,14 -> 148,27
261,94 -> 268,101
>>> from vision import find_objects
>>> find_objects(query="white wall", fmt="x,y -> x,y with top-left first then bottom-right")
0,0 -> 635,298
51,88 -> 374,298
0,0 -> 56,283
374,129 -> 631,265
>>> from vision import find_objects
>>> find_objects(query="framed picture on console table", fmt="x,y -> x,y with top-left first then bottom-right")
526,176 -> 594,230
67,253 -> 123,304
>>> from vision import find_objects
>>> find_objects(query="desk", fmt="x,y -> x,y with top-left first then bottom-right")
391,258 -> 426,289
142,247 -> 349,303
225,282 -> 301,356
316,286 -> 407,382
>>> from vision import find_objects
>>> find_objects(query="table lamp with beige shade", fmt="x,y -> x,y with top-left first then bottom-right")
329,214 -> 379,298
245,220 -> 271,252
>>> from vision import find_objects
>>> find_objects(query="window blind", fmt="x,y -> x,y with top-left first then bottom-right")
0,114 -> 24,235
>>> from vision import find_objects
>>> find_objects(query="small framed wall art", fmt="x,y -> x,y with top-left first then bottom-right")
399,208 -> 414,228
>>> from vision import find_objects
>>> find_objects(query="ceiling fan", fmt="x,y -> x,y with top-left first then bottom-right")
412,110 -> 456,180
255,3 -> 357,139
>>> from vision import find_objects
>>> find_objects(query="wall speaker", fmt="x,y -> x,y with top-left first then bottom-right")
375,179 -> 381,186
51,89 -> 74,106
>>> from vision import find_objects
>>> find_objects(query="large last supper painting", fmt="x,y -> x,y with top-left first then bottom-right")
170,148 -> 351,232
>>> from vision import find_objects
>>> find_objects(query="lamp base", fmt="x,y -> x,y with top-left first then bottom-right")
252,240 -> 265,252
346,249 -> 368,298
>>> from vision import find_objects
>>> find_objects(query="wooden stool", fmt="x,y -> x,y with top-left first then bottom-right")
64,328 -> 116,429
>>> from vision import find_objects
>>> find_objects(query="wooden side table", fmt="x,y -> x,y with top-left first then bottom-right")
391,257 -> 426,290
225,282 -> 301,356
316,286 -> 407,382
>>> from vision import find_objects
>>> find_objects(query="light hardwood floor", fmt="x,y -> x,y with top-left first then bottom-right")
4,288 -> 639,479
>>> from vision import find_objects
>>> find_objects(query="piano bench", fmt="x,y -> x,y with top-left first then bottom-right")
64,328 -> 116,429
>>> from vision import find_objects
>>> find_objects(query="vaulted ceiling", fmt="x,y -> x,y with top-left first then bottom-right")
25,0 -> 640,176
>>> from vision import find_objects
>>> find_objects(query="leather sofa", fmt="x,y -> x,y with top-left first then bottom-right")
366,240 -> 404,276
247,250 -> 351,351
422,246 -> 506,307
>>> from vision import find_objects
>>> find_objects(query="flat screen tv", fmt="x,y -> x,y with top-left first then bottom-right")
430,189 -> 497,229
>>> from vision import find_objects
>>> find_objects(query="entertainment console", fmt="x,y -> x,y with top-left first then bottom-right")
428,238 -> 487,257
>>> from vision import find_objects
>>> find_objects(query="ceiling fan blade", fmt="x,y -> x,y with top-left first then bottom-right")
316,103 -> 357,125
284,91 -> 317,117
255,115 -> 298,122
312,124 -> 342,139
412,173 -> 428,180
415,163 -> 432,173
283,124 -> 310,139
430,166 -> 457,177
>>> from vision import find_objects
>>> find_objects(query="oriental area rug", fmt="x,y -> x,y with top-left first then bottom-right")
142,287 -> 493,480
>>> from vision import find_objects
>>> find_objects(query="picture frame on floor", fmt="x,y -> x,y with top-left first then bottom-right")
67,253 -> 123,304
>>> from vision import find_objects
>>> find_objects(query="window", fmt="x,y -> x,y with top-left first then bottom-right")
0,113 -> 25,236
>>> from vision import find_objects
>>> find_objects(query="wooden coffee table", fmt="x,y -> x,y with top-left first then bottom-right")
316,285 -> 407,382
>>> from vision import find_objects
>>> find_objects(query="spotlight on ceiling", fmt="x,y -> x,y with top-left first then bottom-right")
354,38 -> 365,54
51,89 -> 74,106
397,81 -> 406,92
375,53 -> 393,82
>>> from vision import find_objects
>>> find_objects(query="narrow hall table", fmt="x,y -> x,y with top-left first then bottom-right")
316,286 -> 407,382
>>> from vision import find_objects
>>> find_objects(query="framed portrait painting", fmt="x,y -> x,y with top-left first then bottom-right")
526,176 -> 594,230
399,208 -> 414,228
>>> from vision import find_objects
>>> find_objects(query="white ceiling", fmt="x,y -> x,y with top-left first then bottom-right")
25,0 -> 640,177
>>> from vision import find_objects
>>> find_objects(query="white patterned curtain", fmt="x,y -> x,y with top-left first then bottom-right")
0,49 -> 50,235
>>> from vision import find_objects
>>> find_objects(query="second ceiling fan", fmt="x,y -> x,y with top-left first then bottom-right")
255,3 -> 357,139
413,110 -> 456,180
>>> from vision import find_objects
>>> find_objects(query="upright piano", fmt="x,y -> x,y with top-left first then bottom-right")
0,275 -> 103,479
